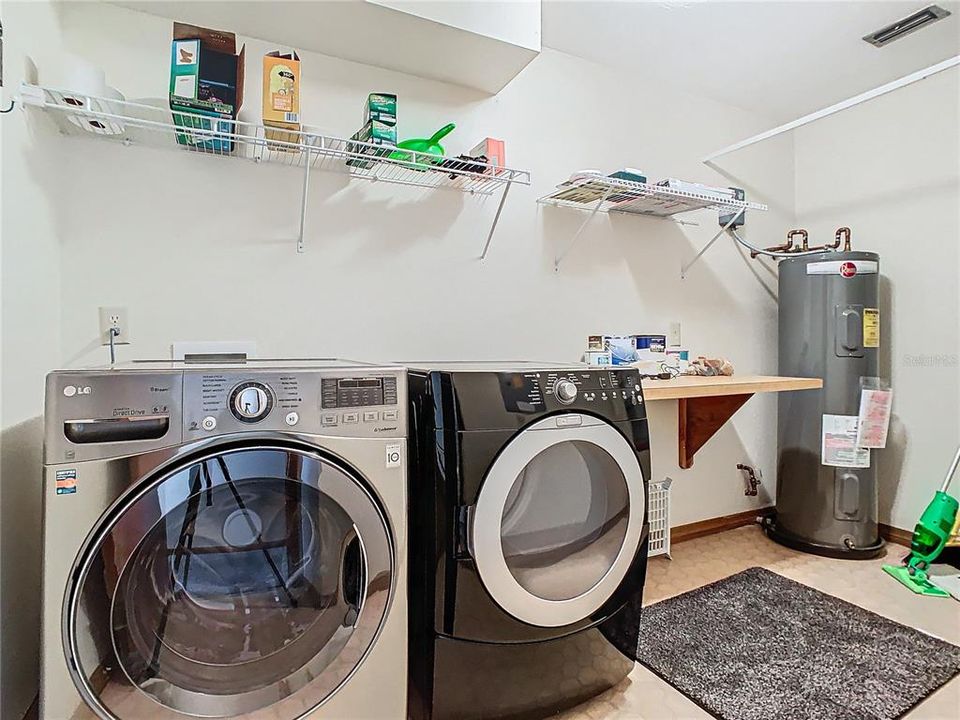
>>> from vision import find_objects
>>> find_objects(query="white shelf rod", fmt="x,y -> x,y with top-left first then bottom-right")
703,55 -> 960,163
480,182 -> 512,260
554,186 -> 615,271
680,207 -> 746,278
298,140 -> 313,254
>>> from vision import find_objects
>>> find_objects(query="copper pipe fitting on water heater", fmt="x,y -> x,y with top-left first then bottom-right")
807,227 -> 847,253
751,229 -> 805,258
791,229 -> 810,251
836,227 -> 852,252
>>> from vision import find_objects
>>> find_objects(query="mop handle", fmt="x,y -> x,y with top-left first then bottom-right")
940,446 -> 960,494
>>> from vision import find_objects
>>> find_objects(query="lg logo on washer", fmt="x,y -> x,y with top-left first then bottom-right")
63,385 -> 92,397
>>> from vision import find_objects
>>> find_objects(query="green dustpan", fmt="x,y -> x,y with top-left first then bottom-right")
389,123 -> 455,169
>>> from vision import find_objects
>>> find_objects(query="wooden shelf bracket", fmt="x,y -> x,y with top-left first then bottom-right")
678,393 -> 752,469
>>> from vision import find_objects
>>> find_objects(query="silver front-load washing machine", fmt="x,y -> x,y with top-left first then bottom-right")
41,359 -> 407,720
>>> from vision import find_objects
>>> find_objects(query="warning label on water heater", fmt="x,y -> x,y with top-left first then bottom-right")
821,414 -> 870,468
863,308 -> 880,348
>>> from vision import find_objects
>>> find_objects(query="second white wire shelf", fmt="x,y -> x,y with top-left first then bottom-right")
537,171 -> 767,271
538,172 -> 766,217
18,82 -> 531,254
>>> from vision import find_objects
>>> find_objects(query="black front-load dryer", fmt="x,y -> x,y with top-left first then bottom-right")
406,362 -> 650,720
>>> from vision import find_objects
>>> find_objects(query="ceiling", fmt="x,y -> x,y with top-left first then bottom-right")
542,1 -> 960,121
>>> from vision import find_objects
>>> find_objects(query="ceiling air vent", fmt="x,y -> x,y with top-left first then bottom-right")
863,5 -> 951,47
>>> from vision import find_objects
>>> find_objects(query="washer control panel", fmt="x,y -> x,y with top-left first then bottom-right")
230,381 -> 274,423
321,376 -> 398,409
183,369 -> 405,438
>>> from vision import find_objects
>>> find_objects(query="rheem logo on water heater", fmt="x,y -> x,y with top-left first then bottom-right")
840,262 -> 857,278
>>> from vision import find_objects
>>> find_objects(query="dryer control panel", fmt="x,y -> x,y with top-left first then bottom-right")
497,368 -> 645,416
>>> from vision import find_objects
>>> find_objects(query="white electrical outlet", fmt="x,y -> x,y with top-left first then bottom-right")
668,321 -> 682,347
99,306 -> 131,345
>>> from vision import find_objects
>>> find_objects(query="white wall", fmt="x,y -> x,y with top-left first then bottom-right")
1,1 -> 795,714
0,2 -> 64,717
50,0 -> 792,517
794,67 -> 960,531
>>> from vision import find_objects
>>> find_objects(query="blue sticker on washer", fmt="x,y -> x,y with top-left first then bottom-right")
56,469 -> 77,495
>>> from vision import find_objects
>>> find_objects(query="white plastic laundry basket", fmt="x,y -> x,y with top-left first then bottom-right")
647,477 -> 673,558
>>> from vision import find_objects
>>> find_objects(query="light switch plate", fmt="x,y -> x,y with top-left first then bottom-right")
668,321 -> 681,346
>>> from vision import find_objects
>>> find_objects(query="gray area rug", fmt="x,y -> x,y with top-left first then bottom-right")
636,567 -> 960,720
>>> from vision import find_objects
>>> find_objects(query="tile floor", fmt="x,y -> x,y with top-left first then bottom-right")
555,525 -> 960,720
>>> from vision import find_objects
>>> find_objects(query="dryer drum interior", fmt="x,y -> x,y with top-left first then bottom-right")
65,444 -> 394,720
470,415 -> 646,629
500,440 -> 630,600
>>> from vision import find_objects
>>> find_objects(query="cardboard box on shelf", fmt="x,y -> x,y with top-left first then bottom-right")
345,119 -> 396,168
262,50 -> 301,150
366,92 -> 397,126
169,22 -> 245,153
347,92 -> 397,169
583,350 -> 613,367
634,334 -> 667,352
469,137 -> 506,171
587,335 -> 638,365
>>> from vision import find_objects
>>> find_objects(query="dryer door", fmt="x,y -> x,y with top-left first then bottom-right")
470,414 -> 645,628
65,443 -> 394,720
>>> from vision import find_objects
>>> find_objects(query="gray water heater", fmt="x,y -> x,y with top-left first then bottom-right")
766,249 -> 885,558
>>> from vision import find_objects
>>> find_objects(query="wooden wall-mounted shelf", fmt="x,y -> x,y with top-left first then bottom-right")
643,375 -> 823,469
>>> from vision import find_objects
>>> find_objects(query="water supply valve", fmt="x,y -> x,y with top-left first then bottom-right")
737,463 -> 763,496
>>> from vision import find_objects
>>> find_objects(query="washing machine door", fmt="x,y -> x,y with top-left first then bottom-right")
65,443 -> 394,720
470,414 -> 645,628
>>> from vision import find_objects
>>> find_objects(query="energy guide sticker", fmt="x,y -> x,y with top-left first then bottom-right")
56,469 -> 77,495
863,308 -> 879,348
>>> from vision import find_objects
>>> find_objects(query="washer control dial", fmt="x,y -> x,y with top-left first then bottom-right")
230,381 -> 273,423
554,379 -> 578,404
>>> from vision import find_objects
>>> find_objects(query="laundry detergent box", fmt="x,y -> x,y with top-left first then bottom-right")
169,22 -> 245,152
262,50 -> 301,149
346,93 -> 397,169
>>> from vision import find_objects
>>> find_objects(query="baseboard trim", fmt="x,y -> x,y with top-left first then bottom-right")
672,507 -> 774,545
879,523 -> 912,548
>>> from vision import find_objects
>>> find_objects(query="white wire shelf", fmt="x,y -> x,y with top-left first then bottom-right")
538,172 -> 766,217
18,83 -> 531,254
538,171 -> 767,271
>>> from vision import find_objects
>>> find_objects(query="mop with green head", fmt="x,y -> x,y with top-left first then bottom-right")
883,446 -> 960,597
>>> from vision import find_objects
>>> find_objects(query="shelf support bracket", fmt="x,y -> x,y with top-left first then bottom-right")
297,150 -> 312,254
554,186 -> 613,271
479,182 -> 512,260
680,207 -> 745,278
678,393 -> 752,469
